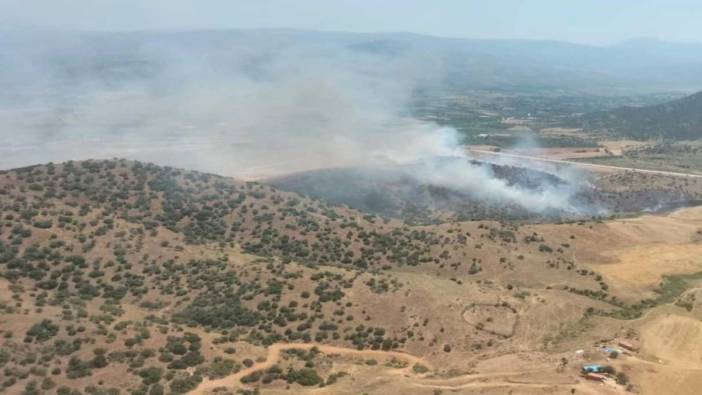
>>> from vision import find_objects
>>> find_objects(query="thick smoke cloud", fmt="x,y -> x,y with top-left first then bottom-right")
0,29 -> 585,214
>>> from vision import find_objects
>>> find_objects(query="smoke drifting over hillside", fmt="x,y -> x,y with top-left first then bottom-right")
0,29 -> 588,214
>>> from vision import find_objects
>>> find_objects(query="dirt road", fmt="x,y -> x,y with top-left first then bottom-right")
188,342 -> 430,394
188,341 -> 620,395
468,149 -> 702,178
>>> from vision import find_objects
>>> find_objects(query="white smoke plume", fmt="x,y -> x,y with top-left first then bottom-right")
386,128 -> 586,213
0,29 -> 586,214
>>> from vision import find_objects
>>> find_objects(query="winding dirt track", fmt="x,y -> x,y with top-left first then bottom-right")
188,343 -> 430,394
188,342 -> 609,395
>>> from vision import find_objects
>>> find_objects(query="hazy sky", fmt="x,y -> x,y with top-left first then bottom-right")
2,0 -> 702,44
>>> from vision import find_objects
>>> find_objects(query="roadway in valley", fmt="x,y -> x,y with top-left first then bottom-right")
467,148 -> 702,179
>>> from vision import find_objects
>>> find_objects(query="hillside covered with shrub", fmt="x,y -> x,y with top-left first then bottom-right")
0,159 -> 633,395
577,91 -> 702,140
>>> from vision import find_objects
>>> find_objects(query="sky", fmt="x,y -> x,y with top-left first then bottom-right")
2,0 -> 702,45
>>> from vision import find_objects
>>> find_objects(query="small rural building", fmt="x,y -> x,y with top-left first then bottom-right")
581,364 -> 604,373
618,340 -> 638,352
585,373 -> 607,382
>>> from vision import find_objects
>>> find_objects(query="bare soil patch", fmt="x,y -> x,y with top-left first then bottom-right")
462,303 -> 518,337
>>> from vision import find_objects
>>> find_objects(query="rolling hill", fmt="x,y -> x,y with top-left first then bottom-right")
2,159 -> 702,394
577,90 -> 702,139
268,159 -> 702,223
0,159 -> 609,395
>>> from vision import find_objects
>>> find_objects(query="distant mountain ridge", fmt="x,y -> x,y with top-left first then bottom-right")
578,90 -> 702,139
2,29 -> 702,95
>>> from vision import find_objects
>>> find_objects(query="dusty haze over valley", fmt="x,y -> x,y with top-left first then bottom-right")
2,2 -> 702,395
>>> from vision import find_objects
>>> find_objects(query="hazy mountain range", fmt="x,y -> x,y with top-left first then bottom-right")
2,29 -> 702,98
2,29 -> 702,172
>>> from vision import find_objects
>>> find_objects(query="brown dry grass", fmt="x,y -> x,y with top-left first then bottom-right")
4,160 -> 702,395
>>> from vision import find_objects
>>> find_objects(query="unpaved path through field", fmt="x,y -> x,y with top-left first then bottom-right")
189,342 -> 615,394
468,149 -> 702,178
188,342 -> 430,394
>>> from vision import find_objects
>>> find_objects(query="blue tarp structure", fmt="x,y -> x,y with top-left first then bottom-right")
581,364 -> 604,373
